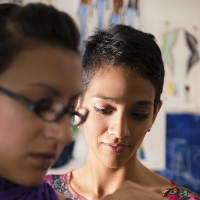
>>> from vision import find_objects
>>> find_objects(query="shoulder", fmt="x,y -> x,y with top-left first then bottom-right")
45,171 -> 81,199
162,182 -> 200,199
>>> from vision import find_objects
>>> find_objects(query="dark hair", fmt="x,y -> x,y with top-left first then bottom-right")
81,24 -> 165,109
0,3 -> 80,74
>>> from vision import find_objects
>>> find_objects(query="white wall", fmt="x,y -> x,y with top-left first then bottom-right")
139,0 -> 200,36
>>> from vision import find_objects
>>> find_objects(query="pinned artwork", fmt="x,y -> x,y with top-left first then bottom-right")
185,28 -> 199,76
168,83 -> 179,96
161,24 -> 179,77
158,20 -> 200,110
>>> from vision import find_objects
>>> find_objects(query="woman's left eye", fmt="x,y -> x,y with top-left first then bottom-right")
131,113 -> 149,120
94,106 -> 112,115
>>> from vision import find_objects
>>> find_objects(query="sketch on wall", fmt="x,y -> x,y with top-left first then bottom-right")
158,19 -> 200,110
161,22 -> 179,77
185,27 -> 199,76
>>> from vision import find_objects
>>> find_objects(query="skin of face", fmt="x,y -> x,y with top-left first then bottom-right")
82,66 -> 162,169
0,44 -> 82,186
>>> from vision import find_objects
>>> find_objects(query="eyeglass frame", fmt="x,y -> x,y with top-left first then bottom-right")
0,86 -> 89,126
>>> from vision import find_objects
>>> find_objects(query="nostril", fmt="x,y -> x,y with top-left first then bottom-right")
108,122 -> 130,138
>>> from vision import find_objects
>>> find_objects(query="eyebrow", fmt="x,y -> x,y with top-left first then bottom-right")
27,83 -> 59,96
93,94 -> 154,106
93,95 -> 117,103
135,101 -> 154,106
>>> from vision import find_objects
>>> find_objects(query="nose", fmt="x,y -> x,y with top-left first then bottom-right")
44,115 -> 72,146
107,114 -> 130,138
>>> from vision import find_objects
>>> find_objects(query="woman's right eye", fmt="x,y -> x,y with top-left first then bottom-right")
94,106 -> 112,115
38,99 -> 54,111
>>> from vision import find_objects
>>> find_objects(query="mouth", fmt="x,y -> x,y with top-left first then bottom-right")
102,143 -> 129,153
30,152 -> 57,166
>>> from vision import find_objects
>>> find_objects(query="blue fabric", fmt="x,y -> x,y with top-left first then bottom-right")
96,0 -> 107,29
79,4 -> 89,44
126,6 -> 136,27
110,13 -> 121,25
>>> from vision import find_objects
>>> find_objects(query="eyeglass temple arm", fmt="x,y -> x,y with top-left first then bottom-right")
0,87 -> 36,110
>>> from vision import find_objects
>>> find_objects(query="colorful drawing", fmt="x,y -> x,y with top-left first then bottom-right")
168,82 -> 178,96
161,28 -> 178,76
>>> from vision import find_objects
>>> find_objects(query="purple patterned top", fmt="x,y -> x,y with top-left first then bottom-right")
0,176 -> 59,200
45,171 -> 200,200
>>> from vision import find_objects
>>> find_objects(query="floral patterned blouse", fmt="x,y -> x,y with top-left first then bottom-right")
45,171 -> 200,200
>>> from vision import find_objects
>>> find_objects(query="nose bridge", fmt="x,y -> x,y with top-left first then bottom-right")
44,116 -> 72,145
108,111 -> 130,138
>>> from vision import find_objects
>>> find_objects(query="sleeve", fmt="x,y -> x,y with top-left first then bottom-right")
163,186 -> 200,200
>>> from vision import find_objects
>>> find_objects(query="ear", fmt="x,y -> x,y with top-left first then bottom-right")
151,100 -> 163,126
75,97 -> 81,111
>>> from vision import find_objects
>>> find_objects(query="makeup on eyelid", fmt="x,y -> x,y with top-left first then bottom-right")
94,105 -> 150,120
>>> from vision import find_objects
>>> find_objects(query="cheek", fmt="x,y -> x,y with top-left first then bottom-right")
0,104 -> 41,152
0,110 -> 24,145
83,114 -> 107,144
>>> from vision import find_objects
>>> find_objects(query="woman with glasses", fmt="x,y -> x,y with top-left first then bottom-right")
0,3 -> 89,200
45,25 -> 200,199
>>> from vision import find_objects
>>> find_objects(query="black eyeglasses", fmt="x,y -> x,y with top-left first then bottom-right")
0,86 -> 89,126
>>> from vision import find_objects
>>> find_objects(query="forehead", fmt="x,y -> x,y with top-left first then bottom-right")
85,66 -> 156,103
0,44 -> 82,99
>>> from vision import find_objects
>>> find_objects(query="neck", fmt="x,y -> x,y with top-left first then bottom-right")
77,150 -> 142,199
71,150 -> 172,199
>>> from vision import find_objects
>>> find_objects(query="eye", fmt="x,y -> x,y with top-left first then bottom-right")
37,99 -> 54,111
36,98 -> 63,114
131,113 -> 149,120
94,106 -> 113,115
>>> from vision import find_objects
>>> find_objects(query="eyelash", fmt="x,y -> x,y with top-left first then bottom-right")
94,106 -> 149,120
94,106 -> 112,115
131,113 -> 149,120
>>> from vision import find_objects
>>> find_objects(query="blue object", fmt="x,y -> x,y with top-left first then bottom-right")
155,113 -> 200,194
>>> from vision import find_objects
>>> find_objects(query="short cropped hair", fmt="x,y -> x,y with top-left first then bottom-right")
81,25 -> 165,108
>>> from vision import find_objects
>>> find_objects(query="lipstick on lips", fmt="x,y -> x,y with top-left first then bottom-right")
102,143 -> 128,153
30,152 -> 57,167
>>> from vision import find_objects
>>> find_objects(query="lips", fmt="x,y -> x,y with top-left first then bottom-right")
102,143 -> 128,153
30,152 -> 57,166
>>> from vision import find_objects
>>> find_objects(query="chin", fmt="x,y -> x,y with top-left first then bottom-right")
15,170 -> 46,187
100,150 -> 137,169
21,179 -> 44,187
102,158 -> 127,169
